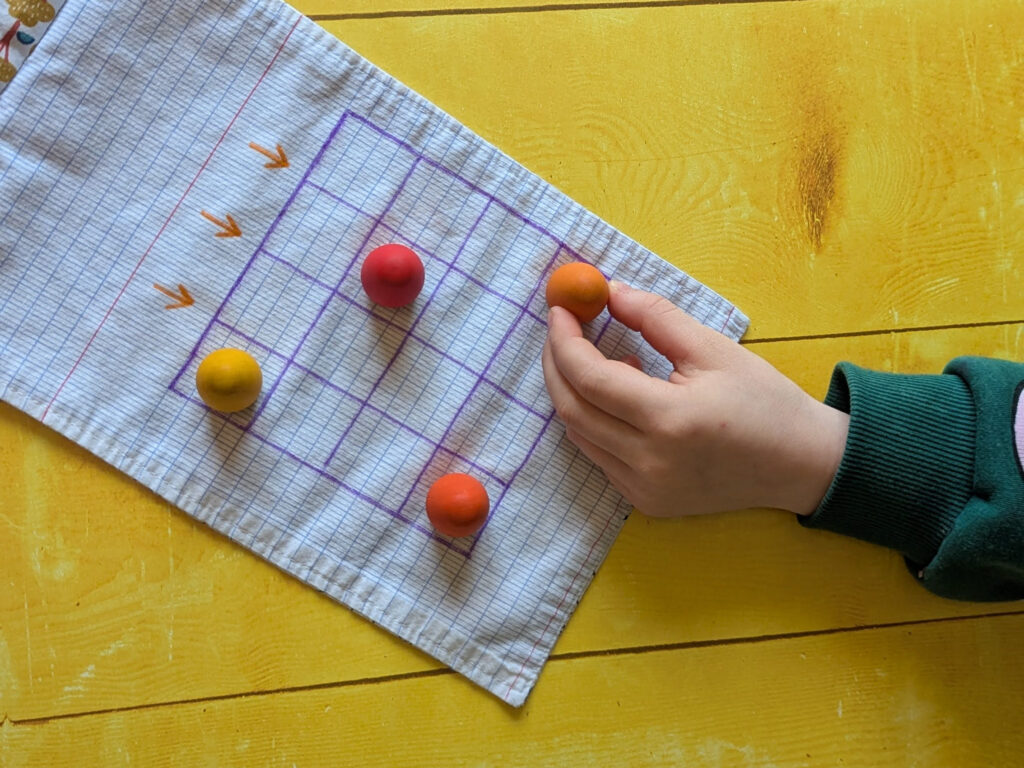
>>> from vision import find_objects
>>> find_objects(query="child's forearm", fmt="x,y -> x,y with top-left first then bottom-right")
801,358 -> 1024,602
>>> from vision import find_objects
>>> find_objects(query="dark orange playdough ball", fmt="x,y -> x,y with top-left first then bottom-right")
545,262 -> 609,323
426,473 -> 490,538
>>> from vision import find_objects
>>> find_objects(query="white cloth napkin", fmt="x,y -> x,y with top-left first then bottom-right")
0,0 -> 747,705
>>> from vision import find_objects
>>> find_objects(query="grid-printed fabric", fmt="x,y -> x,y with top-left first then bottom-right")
0,0 -> 67,95
0,0 -> 748,705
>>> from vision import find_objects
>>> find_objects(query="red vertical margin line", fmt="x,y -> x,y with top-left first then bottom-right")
41,14 -> 303,421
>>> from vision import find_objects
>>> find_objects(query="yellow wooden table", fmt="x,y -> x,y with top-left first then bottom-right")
3,0 -> 1023,763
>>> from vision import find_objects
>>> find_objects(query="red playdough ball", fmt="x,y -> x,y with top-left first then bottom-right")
426,473 -> 490,538
361,244 -> 425,307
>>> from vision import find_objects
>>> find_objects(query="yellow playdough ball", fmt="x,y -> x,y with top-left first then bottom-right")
195,348 -> 262,413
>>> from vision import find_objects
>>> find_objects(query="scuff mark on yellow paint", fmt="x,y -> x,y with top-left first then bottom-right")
0,625 -> 17,703
695,739 -> 784,767
0,511 -> 26,534
168,521 -> 175,663
992,174 -> 1008,306
960,28 -> 985,117
100,637 -> 130,658
62,663 -> 95,697
23,439 -> 80,584
22,593 -> 33,694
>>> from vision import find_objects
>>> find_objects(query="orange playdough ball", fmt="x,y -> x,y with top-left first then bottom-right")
426,473 -> 490,538
544,262 -> 609,323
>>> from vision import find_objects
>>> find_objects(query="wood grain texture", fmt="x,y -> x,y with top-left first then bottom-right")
4,613 -> 1023,766
2,0 -> 1023,762
320,0 -> 1024,340
4,322 -> 1021,721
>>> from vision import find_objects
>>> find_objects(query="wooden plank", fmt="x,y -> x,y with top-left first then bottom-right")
4,322 -> 1021,721
292,0 -> 779,19
5,613 -> 1023,766
319,0 -> 1024,340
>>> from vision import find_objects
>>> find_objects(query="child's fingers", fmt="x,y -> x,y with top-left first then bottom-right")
542,338 -> 640,454
564,426 -> 635,501
607,281 -> 725,371
546,306 -> 664,426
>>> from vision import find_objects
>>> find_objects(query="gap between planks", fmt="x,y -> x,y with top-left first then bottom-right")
741,318 -> 1024,346
9,608 -> 1023,727
306,0 -> 811,23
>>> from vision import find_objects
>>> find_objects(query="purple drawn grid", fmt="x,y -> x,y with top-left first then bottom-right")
306,181 -> 548,324
390,245 -> 592,527
318,198 -> 493,467
257,248 -> 547,417
169,109 -> 612,556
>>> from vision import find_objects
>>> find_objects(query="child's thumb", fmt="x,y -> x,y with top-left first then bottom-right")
607,281 -> 724,369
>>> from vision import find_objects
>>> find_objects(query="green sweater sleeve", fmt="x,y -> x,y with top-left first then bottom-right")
800,356 -> 1024,601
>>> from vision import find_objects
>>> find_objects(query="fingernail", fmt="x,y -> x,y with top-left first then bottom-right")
608,279 -> 626,293
547,308 -> 556,324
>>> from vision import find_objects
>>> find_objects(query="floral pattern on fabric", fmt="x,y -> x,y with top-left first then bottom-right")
1,0 -> 64,90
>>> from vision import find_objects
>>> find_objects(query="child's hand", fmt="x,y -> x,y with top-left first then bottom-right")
542,282 -> 850,517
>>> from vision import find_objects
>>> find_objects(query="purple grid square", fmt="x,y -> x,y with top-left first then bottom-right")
263,183 -> 378,289
412,267 -> 524,378
327,222 -> 450,323
256,364 -> 363,468
306,116 -> 418,217
456,204 -> 564,307
326,408 -> 436,513
168,323 -> 288,430
485,313 -> 551,411
442,380 -> 547,484
219,252 -> 332,358
299,293 -> 410,402
366,336 -> 479,445
379,160 -> 490,265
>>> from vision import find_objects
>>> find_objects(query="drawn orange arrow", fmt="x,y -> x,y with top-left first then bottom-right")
153,283 -> 194,310
249,142 -> 289,168
200,210 -> 242,238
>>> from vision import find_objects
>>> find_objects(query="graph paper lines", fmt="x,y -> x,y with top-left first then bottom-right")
41,13 -> 302,421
